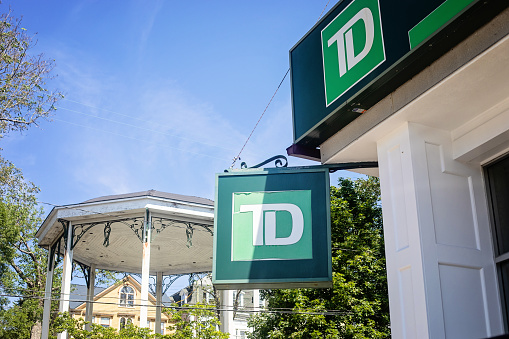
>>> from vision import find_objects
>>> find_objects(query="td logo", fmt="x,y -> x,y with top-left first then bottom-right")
321,0 -> 385,106
232,190 -> 312,261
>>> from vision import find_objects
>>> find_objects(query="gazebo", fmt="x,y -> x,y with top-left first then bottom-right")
36,190 -> 216,339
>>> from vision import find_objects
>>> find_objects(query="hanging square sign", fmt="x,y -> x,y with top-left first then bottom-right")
213,167 -> 332,290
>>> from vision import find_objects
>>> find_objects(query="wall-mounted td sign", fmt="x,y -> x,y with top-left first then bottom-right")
213,167 -> 331,290
291,0 -> 500,148
322,0 -> 385,107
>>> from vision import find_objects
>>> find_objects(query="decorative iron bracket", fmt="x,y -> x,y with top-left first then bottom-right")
72,222 -> 100,249
163,275 -> 185,295
58,219 -> 70,251
225,154 -> 378,173
151,217 -> 214,240
240,155 -> 288,169
103,222 -> 112,247
48,239 -> 60,271
186,224 -> 194,248
225,155 -> 288,172
76,261 -> 92,288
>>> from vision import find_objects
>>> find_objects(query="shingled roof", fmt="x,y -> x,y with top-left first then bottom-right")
81,189 -> 214,206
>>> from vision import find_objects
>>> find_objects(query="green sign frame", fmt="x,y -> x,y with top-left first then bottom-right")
213,167 -> 332,290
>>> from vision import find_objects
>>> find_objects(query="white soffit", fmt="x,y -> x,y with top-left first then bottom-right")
322,33 -> 509,167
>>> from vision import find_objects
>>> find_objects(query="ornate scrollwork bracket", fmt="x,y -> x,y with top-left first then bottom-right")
103,222 -> 112,247
186,223 -> 194,248
72,222 -> 100,249
225,155 -> 288,172
58,219 -> 70,251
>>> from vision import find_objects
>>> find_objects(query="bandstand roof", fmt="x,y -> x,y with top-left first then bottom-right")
36,190 -> 215,275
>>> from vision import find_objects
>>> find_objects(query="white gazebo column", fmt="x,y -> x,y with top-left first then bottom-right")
41,245 -> 56,339
376,122 -> 503,339
220,290 -> 233,335
58,222 -> 74,339
155,272 -> 163,334
84,264 -> 96,331
140,209 -> 152,328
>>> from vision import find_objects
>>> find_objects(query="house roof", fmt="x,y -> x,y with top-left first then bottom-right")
69,285 -> 107,309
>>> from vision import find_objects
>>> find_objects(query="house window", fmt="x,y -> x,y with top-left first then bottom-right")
233,291 -> 245,308
119,317 -> 132,330
180,291 -> 188,305
100,317 -> 110,328
119,285 -> 135,307
485,154 -> 509,329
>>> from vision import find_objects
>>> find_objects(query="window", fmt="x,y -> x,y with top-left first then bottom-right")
233,291 -> 245,308
119,317 -> 132,330
160,322 -> 165,334
119,285 -> 135,307
180,290 -> 188,305
100,317 -> 110,328
485,154 -> 509,328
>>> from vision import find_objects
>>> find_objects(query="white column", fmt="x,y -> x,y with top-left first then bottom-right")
41,245 -> 56,339
155,272 -> 163,334
140,209 -> 151,328
58,222 -> 74,339
84,264 -> 96,331
253,289 -> 260,312
377,122 -> 503,339
219,290 -> 233,335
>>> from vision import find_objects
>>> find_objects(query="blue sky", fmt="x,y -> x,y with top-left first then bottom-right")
0,1 -> 363,291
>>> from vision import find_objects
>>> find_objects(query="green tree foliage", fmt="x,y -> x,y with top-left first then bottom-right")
0,201 -> 17,277
166,303 -> 229,339
0,154 -> 59,338
0,10 -> 63,137
0,7 -> 65,338
0,298 -> 43,339
0,154 -> 117,337
248,177 -> 390,339
53,306 -> 229,339
53,313 -> 156,339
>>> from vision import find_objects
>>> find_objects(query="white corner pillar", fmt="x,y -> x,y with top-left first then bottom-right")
220,290 -> 234,335
41,244 -> 56,339
377,122 -> 503,339
155,272 -> 163,334
58,222 -> 74,339
84,264 -> 96,331
140,209 -> 152,328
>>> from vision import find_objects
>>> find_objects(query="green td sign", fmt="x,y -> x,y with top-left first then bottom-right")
213,167 -> 331,290
232,190 -> 312,261
292,0 -> 492,147
321,0 -> 385,106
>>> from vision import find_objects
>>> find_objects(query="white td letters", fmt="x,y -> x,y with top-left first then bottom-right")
327,7 -> 375,77
240,203 -> 304,246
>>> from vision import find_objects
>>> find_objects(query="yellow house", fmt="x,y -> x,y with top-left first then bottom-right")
69,275 -> 174,334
